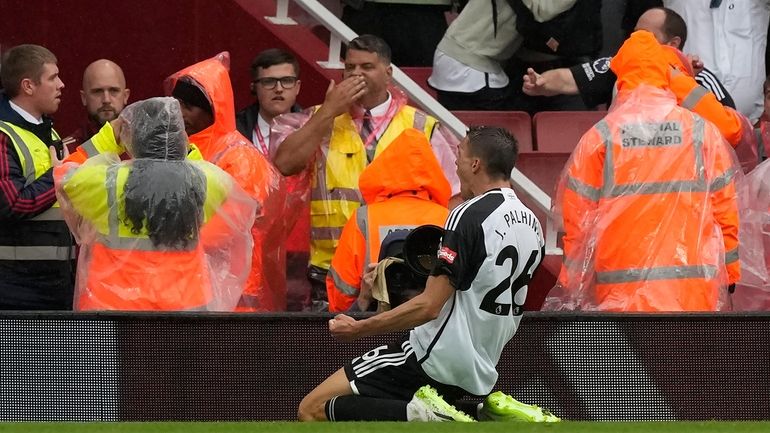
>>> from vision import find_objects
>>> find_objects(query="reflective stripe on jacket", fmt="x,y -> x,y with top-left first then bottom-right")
55,159 -> 230,310
310,106 -> 437,270
326,128 -> 449,312
556,32 -> 741,312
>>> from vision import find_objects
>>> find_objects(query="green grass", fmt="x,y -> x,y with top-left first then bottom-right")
1,422 -> 769,433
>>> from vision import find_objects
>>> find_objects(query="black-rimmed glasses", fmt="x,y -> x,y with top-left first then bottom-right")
254,76 -> 299,90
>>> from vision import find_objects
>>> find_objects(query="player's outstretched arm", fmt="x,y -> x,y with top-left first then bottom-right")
329,274 -> 455,342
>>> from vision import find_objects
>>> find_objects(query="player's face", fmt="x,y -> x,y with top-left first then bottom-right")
456,136 -> 475,200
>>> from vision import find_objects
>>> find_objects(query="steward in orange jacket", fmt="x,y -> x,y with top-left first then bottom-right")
545,31 -> 741,312
165,53 -> 288,312
326,128 -> 450,312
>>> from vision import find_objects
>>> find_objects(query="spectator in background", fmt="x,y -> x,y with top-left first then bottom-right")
272,35 -> 460,311
664,0 -> 770,122
543,31 -> 741,312
428,0 -> 520,110
341,0 -> 452,66
0,44 -> 74,310
523,7 -> 736,110
54,97 -> 257,311
63,59 -> 130,152
236,48 -> 309,311
236,49 -> 301,155
167,52 -> 289,312
523,6 -> 759,172
326,128 -> 450,312
506,0 -> 603,113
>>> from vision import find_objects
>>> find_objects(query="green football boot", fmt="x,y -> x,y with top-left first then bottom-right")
479,391 -> 561,422
407,385 -> 477,422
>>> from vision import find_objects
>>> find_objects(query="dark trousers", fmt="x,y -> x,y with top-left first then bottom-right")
437,82 -> 516,111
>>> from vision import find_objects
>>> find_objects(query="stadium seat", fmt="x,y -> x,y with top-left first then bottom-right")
400,67 -> 437,100
453,111 -> 533,152
533,111 -> 607,152
514,151 -> 571,311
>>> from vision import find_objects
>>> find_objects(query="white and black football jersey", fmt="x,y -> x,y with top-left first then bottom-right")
409,188 -> 545,396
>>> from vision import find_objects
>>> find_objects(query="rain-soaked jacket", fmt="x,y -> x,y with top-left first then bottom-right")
54,97 -> 257,311
733,158 -> 770,310
165,53 -> 289,312
325,128 -> 451,312
543,31 -> 742,312
272,87 -> 460,272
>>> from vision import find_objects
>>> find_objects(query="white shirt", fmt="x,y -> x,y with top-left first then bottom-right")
665,0 -> 770,121
362,92 -> 393,141
252,113 -> 271,155
410,188 -> 544,395
9,100 -> 43,125
428,50 -> 510,93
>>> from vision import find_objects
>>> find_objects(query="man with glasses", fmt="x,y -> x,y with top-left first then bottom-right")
236,49 -> 302,156
237,48 -> 310,311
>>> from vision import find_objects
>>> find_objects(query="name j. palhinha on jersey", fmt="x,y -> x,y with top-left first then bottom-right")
504,209 -> 541,238
621,121 -> 683,148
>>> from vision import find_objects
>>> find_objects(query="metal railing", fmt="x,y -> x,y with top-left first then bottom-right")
266,0 -> 561,255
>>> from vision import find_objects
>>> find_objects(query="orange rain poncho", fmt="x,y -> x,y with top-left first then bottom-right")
543,31 -> 742,312
165,53 -> 289,311
325,128 -> 450,312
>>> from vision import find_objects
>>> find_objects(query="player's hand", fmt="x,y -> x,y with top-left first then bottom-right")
522,68 -> 547,96
329,313 -> 361,342
318,76 -> 367,119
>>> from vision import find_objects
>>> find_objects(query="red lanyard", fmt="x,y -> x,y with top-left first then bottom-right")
360,99 -> 397,149
254,123 -> 269,155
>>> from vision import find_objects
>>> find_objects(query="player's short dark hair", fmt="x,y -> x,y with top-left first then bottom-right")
347,34 -> 391,64
1,44 -> 57,99
250,48 -> 299,79
466,126 -> 518,181
657,7 -> 688,50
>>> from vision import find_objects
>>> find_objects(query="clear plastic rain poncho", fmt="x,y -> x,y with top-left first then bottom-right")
54,97 -> 257,311
732,158 -> 770,310
270,85 -> 460,271
542,31 -> 743,312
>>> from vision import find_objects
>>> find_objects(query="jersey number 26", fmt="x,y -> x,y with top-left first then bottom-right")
479,246 -> 539,316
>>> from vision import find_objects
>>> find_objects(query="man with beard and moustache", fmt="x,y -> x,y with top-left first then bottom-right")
0,44 -> 74,309
63,59 -> 129,152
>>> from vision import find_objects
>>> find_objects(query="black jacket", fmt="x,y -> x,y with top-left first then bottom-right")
235,102 -> 302,145
0,93 -> 74,310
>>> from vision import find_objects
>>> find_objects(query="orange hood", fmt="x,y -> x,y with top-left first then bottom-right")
359,128 -> 451,207
611,30 -> 671,92
165,52 -> 236,159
